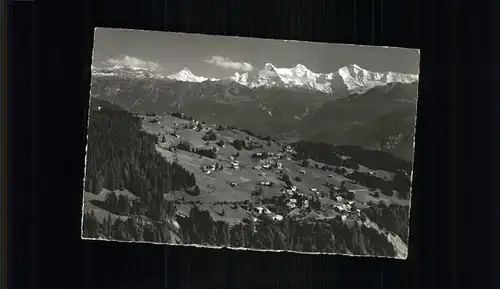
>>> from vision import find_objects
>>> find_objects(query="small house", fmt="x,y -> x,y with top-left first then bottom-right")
335,205 -> 345,212
273,215 -> 283,221
300,169 -> 306,175
254,207 -> 264,214
229,182 -> 238,187
260,181 -> 271,187
341,215 -> 348,222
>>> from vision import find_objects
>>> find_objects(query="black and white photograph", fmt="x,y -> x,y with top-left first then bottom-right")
82,28 -> 419,259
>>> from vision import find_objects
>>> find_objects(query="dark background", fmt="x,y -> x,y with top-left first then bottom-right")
9,0 -> 494,288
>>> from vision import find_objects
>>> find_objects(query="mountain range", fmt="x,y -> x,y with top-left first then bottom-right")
92,63 -> 418,95
89,63 -> 419,161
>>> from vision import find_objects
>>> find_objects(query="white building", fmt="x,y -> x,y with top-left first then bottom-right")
273,215 -> 283,221
254,207 -> 264,214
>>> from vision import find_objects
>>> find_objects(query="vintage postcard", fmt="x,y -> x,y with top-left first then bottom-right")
82,28 -> 419,259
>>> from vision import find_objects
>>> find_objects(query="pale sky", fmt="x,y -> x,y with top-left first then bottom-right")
92,28 -> 420,79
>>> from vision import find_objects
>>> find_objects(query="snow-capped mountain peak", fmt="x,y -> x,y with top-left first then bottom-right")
230,72 -> 249,85
167,67 -> 208,83
338,64 -> 418,93
264,63 -> 277,71
292,64 -> 310,76
250,63 -> 331,92
91,65 -> 166,79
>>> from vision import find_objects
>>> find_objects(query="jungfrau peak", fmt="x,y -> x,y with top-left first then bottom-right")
337,64 -> 418,93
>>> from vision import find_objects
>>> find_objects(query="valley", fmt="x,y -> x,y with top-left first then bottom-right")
82,99 -> 412,258
90,64 -> 418,161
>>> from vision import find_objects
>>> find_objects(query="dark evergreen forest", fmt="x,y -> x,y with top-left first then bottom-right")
84,99 -> 198,221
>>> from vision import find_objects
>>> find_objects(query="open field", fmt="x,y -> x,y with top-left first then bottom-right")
138,113 -> 410,226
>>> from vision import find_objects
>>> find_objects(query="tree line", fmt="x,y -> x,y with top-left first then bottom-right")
85,202 -> 397,256
175,205 -> 397,256
176,141 -> 218,159
84,102 -> 199,221
293,141 -> 413,173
